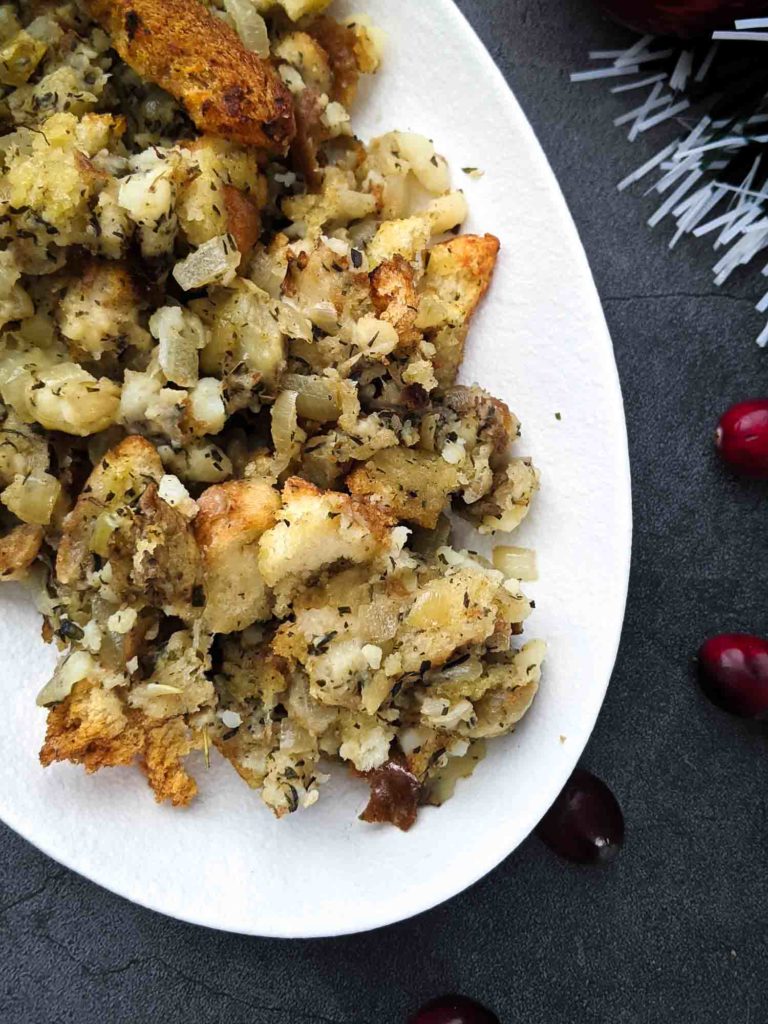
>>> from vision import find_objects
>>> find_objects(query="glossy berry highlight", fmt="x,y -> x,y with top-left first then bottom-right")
697,634 -> 768,719
715,400 -> 768,478
536,768 -> 624,865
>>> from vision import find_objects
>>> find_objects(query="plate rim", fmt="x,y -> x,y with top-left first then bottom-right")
0,0 -> 632,938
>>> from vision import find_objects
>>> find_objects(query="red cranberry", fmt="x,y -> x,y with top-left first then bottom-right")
715,400 -> 768,478
600,0 -> 768,38
408,995 -> 500,1024
535,769 -> 624,865
697,634 -> 768,718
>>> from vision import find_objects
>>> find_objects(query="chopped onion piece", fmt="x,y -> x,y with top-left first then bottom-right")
150,305 -> 208,387
172,235 -> 241,291
492,545 -> 538,582
0,472 -> 60,525
281,373 -> 341,422
271,389 -> 306,470
424,739 -> 487,807
223,0 -> 270,55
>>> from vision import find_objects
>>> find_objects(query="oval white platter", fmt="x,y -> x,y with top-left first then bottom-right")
0,0 -> 631,937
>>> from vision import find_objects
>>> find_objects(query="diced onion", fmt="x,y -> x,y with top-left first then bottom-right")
271,389 -> 306,469
89,510 -> 121,557
437,656 -> 484,684
0,472 -> 60,525
150,305 -> 208,387
281,373 -> 341,422
223,0 -> 270,55
492,545 -> 538,582
173,235 -> 241,291
424,739 -> 487,807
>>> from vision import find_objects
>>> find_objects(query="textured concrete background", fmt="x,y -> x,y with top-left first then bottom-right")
3,1 -> 768,1021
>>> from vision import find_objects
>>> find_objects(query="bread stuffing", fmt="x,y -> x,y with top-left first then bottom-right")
0,0 -> 543,829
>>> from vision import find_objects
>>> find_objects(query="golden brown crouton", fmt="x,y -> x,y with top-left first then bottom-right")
273,32 -> 333,95
56,438 -> 200,613
0,522 -> 43,580
346,447 -> 459,529
259,477 -> 394,584
370,256 -> 421,352
86,0 -> 295,151
39,679 -> 144,774
194,478 -> 281,633
40,679 -> 198,806
421,234 -> 500,386
258,477 -> 398,615
141,717 -> 198,807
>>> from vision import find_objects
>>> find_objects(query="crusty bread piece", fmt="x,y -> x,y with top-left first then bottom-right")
56,435 -> 164,586
258,477 -> 397,616
370,255 -> 421,352
58,259 -> 149,361
0,523 -> 43,581
346,447 -> 459,529
40,679 -> 198,806
421,233 -> 500,387
86,0 -> 295,151
194,478 -> 281,634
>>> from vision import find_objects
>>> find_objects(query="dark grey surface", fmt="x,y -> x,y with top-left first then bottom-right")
3,1 -> 768,1021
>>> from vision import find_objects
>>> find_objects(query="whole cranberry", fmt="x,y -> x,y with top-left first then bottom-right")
408,995 -> 500,1024
715,400 -> 768,478
536,769 -> 624,865
698,634 -> 768,718
600,0 -> 768,38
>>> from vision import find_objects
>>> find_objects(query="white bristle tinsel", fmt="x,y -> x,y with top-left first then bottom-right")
573,20 -> 768,346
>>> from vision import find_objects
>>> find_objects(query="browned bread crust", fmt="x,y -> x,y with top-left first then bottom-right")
86,0 -> 295,151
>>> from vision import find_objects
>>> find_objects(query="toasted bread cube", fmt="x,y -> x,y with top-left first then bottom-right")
86,0 -> 295,151
59,261 -> 150,361
195,478 -> 281,633
419,234 -> 500,387
347,447 -> 459,529
369,256 -> 421,352
258,477 -> 398,610
56,436 -> 164,586
0,522 -> 43,580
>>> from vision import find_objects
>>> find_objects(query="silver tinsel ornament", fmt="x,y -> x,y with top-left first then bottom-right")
575,17 -> 768,345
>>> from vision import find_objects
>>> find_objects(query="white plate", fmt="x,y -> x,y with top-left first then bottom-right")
0,0 -> 631,937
